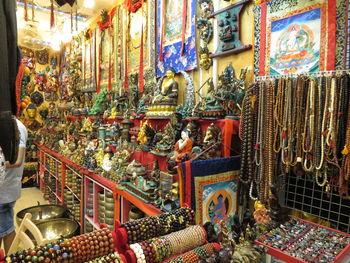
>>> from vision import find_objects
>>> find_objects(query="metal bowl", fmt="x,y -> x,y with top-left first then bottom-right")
16,205 -> 68,225
27,219 -> 79,243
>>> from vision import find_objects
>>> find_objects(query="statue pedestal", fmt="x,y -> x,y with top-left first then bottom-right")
146,103 -> 177,118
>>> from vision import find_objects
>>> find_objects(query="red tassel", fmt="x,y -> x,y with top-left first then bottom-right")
159,0 -> 166,61
139,8 -> 144,93
24,0 -> 28,21
180,0 -> 188,56
282,129 -> 287,139
50,0 -> 55,29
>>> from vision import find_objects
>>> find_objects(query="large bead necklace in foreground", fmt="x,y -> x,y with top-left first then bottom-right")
6,239 -> 74,263
122,207 -> 195,244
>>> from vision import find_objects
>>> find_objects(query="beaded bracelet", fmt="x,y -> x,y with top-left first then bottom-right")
130,243 -> 146,263
164,243 -> 220,263
122,207 -> 195,244
85,252 -> 123,263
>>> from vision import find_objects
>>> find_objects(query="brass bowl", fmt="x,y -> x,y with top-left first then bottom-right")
17,205 -> 68,225
28,219 -> 79,243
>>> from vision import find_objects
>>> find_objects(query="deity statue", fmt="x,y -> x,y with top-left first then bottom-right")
22,104 -> 43,131
199,46 -> 212,70
202,78 -> 225,118
80,118 -> 93,133
173,129 -> 193,163
202,123 -> 222,159
147,68 -> 179,117
152,117 -> 176,157
152,69 -> 178,104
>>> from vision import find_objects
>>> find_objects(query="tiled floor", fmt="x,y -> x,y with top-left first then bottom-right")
0,187 -> 47,250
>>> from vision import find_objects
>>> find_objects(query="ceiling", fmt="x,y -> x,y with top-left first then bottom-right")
16,0 -> 117,50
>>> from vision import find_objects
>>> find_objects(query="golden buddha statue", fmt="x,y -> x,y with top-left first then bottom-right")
80,117 -> 93,133
147,68 -> 179,117
22,104 -> 42,131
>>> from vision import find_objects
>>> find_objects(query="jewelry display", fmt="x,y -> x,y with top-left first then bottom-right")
164,243 -> 221,263
241,73 -> 350,205
121,207 -> 195,244
257,218 -> 350,262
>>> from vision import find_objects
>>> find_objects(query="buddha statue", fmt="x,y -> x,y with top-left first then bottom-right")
80,117 -> 93,133
173,129 -> 193,163
146,68 -> 179,117
152,119 -> 176,157
23,104 -> 42,131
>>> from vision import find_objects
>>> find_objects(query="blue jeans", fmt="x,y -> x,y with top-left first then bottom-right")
0,201 -> 15,238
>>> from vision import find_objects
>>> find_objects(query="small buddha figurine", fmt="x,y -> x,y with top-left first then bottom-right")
152,68 -> 178,104
80,118 -> 93,133
173,129 -> 193,162
108,107 -> 118,119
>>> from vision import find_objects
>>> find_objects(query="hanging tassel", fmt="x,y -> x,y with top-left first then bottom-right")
159,0 -> 166,61
24,0 -> 28,21
76,7 -> 78,32
71,10 -> 73,34
138,6 -> 144,93
180,0 -> 188,56
50,0 -> 55,29
31,0 -> 35,21
342,145 -> 349,155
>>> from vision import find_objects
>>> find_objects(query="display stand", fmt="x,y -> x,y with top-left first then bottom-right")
36,143 -> 162,232
255,219 -> 350,263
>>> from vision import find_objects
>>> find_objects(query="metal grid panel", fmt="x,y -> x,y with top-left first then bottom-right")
285,173 -> 350,234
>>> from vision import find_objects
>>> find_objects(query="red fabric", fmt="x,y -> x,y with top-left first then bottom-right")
259,3 -> 267,76
125,0 -> 144,13
159,0 -> 166,61
223,119 -> 234,157
50,0 -> 55,29
15,63 -> 26,117
327,0 -> 336,70
185,160 -> 192,205
108,53 -> 112,92
130,151 -> 168,171
180,0 -> 188,56
98,7 -> 117,31
139,11 -> 144,92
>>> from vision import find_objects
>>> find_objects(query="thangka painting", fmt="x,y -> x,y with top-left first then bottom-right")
82,28 -> 97,92
156,0 -> 197,77
127,2 -> 149,73
255,0 -> 343,76
195,173 -> 238,232
269,8 -> 323,75
179,157 -> 240,231
99,27 -> 114,90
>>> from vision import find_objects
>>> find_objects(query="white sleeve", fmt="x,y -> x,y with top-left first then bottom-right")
17,120 -> 28,148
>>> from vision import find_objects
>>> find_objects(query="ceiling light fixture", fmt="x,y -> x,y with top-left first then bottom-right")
84,0 -> 95,9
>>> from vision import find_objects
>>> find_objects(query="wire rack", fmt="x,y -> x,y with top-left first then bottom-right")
285,172 -> 350,234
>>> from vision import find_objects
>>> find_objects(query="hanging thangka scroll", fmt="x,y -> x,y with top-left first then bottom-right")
97,8 -> 117,92
156,0 -> 197,77
127,2 -> 148,75
254,0 -> 341,76
82,28 -> 97,92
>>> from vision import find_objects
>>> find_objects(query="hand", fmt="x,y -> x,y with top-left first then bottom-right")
5,161 -> 11,169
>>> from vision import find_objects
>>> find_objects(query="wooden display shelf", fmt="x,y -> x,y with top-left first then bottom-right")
84,215 -> 101,230
65,185 -> 81,201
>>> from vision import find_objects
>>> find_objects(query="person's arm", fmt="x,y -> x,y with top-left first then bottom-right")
5,147 -> 25,168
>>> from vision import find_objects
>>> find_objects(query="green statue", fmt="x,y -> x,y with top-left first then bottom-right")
89,89 -> 108,115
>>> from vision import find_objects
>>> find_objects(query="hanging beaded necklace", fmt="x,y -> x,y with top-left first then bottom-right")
303,78 -> 316,172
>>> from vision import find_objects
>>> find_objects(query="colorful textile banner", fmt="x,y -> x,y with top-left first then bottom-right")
254,0 -> 342,76
156,0 -> 197,77
179,157 -> 240,230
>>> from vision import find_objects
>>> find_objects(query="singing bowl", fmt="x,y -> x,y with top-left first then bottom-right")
27,219 -> 79,243
16,205 -> 68,225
